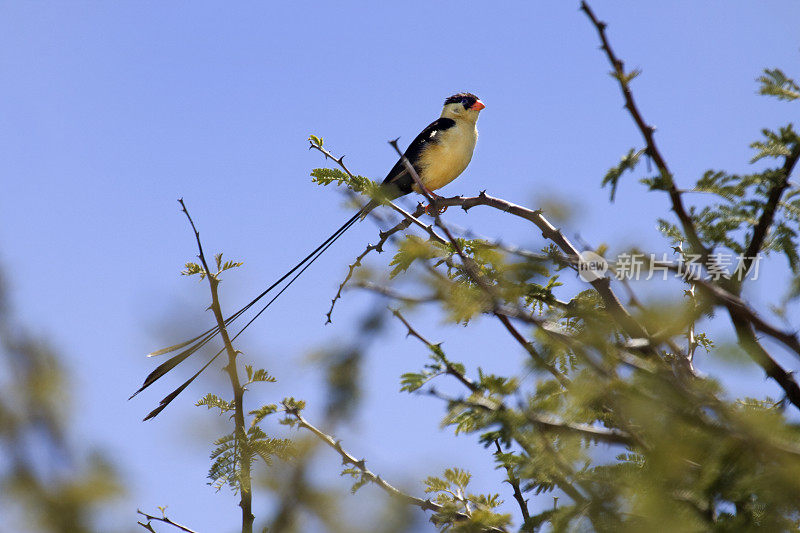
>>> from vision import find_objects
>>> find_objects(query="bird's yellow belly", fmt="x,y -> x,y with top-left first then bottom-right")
416,127 -> 476,192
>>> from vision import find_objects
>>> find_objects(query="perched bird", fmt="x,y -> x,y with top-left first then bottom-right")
367,92 -> 485,208
132,93 -> 485,419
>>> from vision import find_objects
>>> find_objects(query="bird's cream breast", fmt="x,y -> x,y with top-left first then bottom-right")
417,122 -> 477,192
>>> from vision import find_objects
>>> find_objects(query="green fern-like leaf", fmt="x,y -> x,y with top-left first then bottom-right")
247,426 -> 295,466
444,467 -> 472,489
310,168 -> 376,196
350,473 -> 369,494
602,148 -> 645,201
757,68 -> 800,101
244,364 -> 276,384
750,126 -> 798,163
208,432 -> 238,491
610,68 -> 641,86
399,372 -> 429,393
196,393 -> 234,414
423,475 -> 451,493
249,404 -> 278,426
213,253 -> 244,273
389,236 -> 448,278
181,262 -> 206,279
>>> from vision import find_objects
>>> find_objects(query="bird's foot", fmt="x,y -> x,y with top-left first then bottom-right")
424,202 -> 447,216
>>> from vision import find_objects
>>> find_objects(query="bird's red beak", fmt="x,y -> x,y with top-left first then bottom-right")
471,100 -> 486,111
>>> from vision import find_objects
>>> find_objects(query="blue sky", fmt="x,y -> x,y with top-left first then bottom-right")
2,1 -> 800,531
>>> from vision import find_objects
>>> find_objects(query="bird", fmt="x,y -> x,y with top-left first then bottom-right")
132,92 -> 485,419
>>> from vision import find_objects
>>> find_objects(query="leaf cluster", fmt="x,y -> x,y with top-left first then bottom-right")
425,468 -> 511,532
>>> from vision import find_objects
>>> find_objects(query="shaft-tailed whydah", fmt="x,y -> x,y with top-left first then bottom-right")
132,93 -> 485,419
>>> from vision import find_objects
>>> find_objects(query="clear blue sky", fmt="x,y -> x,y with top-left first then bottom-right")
2,1 -> 799,531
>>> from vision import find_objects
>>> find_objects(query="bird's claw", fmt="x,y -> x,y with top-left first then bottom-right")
424,203 -> 448,216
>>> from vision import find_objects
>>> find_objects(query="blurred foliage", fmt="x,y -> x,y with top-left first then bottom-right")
0,265 -> 124,532
275,66 -> 800,532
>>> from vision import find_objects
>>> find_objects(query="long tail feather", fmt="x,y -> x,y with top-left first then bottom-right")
133,208 -> 364,405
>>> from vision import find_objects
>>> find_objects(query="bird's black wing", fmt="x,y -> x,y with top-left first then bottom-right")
381,117 -> 456,197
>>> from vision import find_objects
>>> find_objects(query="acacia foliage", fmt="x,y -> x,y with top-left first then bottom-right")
298,67 -> 800,532
145,48 -> 800,533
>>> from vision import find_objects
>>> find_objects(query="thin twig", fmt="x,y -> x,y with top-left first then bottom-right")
580,1 -> 707,261
394,311 -> 630,448
427,193 -> 653,347
178,199 -> 254,532
739,145 -> 800,280
494,440 -> 532,531
137,509 -> 199,533
676,242 -> 698,372
311,142 -> 653,362
282,403 -> 506,532
495,312 -> 571,388
390,308 -> 481,392
325,205 -> 425,323
388,142 -> 583,385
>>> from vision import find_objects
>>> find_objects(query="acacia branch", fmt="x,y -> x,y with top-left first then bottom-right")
282,403 -> 505,532
494,312 -> 571,388
310,141 -> 652,360
391,308 -> 481,393
325,205 -> 425,323
740,145 -> 800,280
729,316 -> 800,411
392,310 -> 630,447
493,440 -> 532,531
388,142 -> 582,385
317,141 -> 583,382
580,1 -> 708,260
391,310 -> 534,528
429,193 -> 652,345
137,509 -> 198,533
685,274 -> 800,361
178,199 -> 254,533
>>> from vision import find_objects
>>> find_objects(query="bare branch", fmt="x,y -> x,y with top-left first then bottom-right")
325,205 -> 425,323
390,308 -> 481,393
137,509 -> 198,533
580,1 -> 708,259
493,440 -> 531,531
729,315 -> 800,411
740,145 -> 800,279
494,312 -> 571,388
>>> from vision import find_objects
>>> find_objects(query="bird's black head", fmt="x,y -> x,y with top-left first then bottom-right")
444,92 -> 484,111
